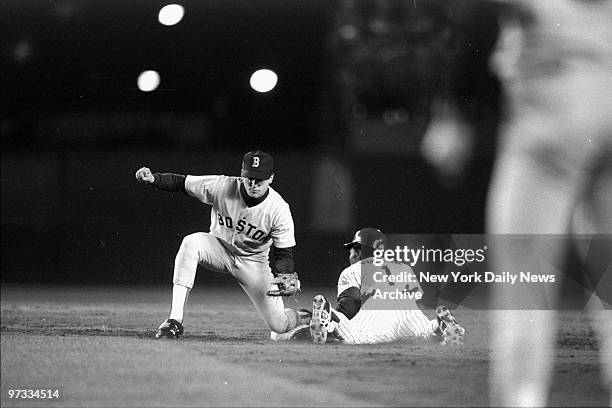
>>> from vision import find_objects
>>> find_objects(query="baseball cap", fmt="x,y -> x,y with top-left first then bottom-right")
241,150 -> 274,179
343,228 -> 386,250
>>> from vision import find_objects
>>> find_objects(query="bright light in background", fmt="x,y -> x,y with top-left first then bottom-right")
137,70 -> 160,92
158,4 -> 184,26
249,69 -> 278,93
14,39 -> 32,62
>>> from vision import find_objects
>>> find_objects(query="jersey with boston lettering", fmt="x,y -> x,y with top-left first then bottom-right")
184,175 -> 295,261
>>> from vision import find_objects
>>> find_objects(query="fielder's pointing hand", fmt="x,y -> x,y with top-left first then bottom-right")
135,167 -> 155,183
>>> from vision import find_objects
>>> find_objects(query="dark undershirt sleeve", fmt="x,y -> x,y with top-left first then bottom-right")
336,286 -> 362,319
273,246 -> 294,276
151,173 -> 187,194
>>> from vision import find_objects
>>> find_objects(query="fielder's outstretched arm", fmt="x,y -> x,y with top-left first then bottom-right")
135,167 -> 186,194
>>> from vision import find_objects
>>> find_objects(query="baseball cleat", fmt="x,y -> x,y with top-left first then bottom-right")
156,318 -> 184,339
310,295 -> 338,344
436,305 -> 465,345
270,324 -> 310,341
442,323 -> 466,345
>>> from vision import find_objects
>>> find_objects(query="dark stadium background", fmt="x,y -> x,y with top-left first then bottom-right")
1,0 -> 501,286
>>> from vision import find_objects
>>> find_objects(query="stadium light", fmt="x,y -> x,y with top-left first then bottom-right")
158,4 -> 184,26
249,69 -> 278,93
137,70 -> 161,92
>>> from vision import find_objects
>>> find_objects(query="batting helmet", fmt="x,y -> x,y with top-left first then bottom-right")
343,228 -> 386,250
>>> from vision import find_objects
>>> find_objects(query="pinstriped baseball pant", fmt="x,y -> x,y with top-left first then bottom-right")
333,307 -> 437,344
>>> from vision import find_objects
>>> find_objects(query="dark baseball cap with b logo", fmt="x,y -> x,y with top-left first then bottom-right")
241,150 -> 274,179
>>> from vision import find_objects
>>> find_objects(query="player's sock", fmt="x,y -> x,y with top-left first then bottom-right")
283,308 -> 301,331
430,318 -> 441,335
169,284 -> 190,323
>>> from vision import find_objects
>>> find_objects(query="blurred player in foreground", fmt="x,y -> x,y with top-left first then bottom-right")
135,150 -> 307,338
486,1 -> 612,406
305,228 -> 465,345
421,1 -> 612,404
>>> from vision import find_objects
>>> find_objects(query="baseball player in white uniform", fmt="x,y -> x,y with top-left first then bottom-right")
135,150 -> 307,338
485,1 -> 612,405
309,228 -> 466,345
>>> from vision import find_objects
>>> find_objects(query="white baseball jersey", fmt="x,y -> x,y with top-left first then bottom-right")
169,173 -> 299,335
333,257 -> 436,344
184,175 -> 296,262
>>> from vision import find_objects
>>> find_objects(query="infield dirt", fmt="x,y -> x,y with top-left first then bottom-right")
1,285 -> 608,407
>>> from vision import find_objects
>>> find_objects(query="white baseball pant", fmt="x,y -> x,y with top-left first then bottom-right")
172,232 -> 299,333
333,307 -> 437,344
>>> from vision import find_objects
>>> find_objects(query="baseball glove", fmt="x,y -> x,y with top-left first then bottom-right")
267,272 -> 301,297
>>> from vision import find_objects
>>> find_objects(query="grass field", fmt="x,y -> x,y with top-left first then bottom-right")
1,284 -> 609,407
